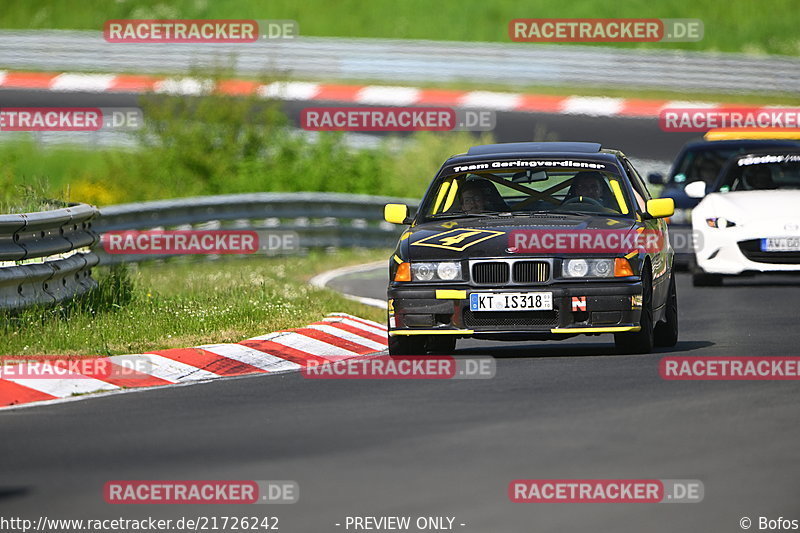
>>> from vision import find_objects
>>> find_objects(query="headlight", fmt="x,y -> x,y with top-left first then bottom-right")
562,258 -> 615,278
411,262 -> 462,282
436,262 -> 460,280
705,217 -> 736,228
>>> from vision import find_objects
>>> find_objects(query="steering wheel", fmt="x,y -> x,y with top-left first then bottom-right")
561,196 -> 604,208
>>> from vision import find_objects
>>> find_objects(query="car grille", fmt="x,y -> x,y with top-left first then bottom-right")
471,260 -> 550,284
472,262 -> 510,284
738,240 -> 800,265
512,261 -> 549,283
462,309 -> 559,329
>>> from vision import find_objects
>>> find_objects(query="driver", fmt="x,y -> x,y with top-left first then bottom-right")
564,171 -> 607,204
693,155 -> 721,185
743,165 -> 776,190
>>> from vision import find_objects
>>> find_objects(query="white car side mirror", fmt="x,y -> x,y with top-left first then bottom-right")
684,181 -> 707,199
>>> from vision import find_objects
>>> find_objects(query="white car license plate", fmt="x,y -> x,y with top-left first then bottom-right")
470,292 -> 553,312
761,237 -> 800,252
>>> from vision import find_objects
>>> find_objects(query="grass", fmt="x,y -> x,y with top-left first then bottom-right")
0,0 -> 797,56
0,89 -> 500,207
0,179 -> 68,214
0,111 -> 495,207
0,249 -> 389,356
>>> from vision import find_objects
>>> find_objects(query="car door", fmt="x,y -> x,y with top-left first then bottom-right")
623,157 -> 672,309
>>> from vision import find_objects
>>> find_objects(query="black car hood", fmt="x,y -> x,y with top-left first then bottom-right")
402,214 -> 637,260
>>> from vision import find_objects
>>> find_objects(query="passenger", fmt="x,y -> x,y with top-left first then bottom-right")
459,179 -> 507,213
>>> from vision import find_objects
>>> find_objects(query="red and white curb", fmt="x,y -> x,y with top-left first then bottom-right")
309,260 -> 388,309
0,313 -> 387,410
0,69 -> 730,119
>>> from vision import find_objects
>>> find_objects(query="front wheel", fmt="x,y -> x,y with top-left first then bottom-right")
615,266 -> 654,354
654,272 -> 679,347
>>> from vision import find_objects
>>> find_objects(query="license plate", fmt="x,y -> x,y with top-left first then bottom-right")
469,292 -> 553,312
761,237 -> 800,252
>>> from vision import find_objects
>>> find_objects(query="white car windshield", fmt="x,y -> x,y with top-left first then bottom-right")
717,154 -> 800,192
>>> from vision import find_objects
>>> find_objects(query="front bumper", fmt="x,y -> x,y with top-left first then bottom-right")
388,282 -> 643,339
694,223 -> 800,275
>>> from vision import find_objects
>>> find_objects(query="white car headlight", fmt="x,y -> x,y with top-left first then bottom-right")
705,217 -> 736,228
436,262 -> 461,280
562,258 -> 615,278
411,262 -> 462,282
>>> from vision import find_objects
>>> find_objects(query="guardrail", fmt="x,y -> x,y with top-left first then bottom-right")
1,193 -> 418,310
93,192 -> 417,264
0,203 -> 99,311
0,31 -> 797,95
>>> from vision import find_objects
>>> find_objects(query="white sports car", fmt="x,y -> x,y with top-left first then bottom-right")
687,149 -> 800,286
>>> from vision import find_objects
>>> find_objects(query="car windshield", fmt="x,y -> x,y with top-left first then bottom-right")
716,154 -> 800,192
670,144 -> 799,187
421,167 -> 634,220
671,148 -> 746,187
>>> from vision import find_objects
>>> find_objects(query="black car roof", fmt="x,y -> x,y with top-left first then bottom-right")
446,142 -> 620,167
466,142 -> 602,155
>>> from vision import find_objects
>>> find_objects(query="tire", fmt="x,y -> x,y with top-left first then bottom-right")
615,265 -> 654,354
654,272 -> 679,347
388,335 -> 426,355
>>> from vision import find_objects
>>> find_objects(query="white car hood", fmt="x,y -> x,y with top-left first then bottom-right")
699,190 -> 800,223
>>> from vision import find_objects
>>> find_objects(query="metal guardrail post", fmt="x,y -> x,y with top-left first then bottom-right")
0,203 -> 99,311
0,193 -> 420,311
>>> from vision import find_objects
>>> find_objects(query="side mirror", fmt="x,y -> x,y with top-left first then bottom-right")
384,203 -> 410,224
647,172 -> 664,185
684,181 -> 707,199
646,198 -> 675,219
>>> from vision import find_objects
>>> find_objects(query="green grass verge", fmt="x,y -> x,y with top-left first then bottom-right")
0,90 -> 498,207
0,132 -> 491,206
1,0 -> 797,56
0,250 -> 389,356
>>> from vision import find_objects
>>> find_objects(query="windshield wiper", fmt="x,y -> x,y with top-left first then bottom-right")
539,209 -> 629,217
430,211 -> 509,219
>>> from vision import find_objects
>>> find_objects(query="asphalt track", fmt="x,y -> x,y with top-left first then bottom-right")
1,87 -> 799,532
2,267 -> 799,532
